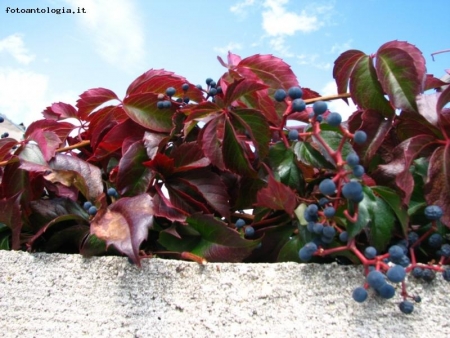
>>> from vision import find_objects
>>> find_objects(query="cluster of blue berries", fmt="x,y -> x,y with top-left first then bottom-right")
157,84 -> 192,109
235,218 -> 255,239
82,187 -> 119,217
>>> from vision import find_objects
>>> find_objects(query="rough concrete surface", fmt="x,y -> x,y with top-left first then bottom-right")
0,251 -> 449,338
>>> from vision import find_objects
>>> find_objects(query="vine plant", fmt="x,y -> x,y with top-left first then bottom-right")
0,40 -> 449,313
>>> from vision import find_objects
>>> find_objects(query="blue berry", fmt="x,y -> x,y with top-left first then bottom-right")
322,226 -> 336,238
316,116 -> 323,123
443,268 -> 450,282
292,98 -> 306,112
319,179 -> 336,195
0,116 -> 4,123
107,187 -> 118,198
367,270 -> 385,289
209,88 -> 218,96
414,295 -> 422,303
346,153 -> 360,167
166,87 -> 176,97
318,197 -> 329,206
1,132 -> 9,138
422,269 -> 436,282
412,267 -> 423,278
377,283 -> 395,299
205,78 -> 213,85
312,101 -> 327,115
306,222 -> 315,233
352,165 -> 365,178
157,101 -> 165,109
342,181 -> 363,201
326,112 -> 342,126
299,242 -> 318,262
288,86 -> 303,99
88,206 -> 98,216
162,100 -> 172,108
424,205 -> 443,220
440,244 -> 450,257
353,130 -> 367,144
306,204 -> 319,217
181,83 -> 189,91
83,201 -> 92,210
216,86 -> 223,94
196,84 -> 203,90
209,81 -> 217,88
386,265 -> 406,283
244,226 -> 255,238
235,218 -> 245,229
323,206 -> 335,218
274,89 -> 287,102
408,232 -> 419,247
364,246 -> 377,259
288,129 -> 299,141
428,233 -> 443,248
388,245 -> 404,261
339,231 -> 348,243
313,223 -> 324,235
399,300 -> 414,314
352,287 -> 368,303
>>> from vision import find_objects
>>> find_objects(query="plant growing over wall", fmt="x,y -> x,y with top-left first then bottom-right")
0,40 -> 448,314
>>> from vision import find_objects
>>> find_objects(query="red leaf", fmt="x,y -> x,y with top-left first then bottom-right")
26,128 -> 61,161
424,145 -> 450,227
424,74 -> 448,91
170,142 -> 210,172
76,88 -> 120,119
223,79 -> 268,106
333,50 -> 366,96
87,106 -> 128,150
91,194 -> 154,266
0,192 -> 22,250
200,118 -> 225,170
183,101 -> 223,123
0,138 -> 19,162
25,120 -> 75,144
126,70 -> 205,103
42,102 -> 78,121
236,54 -> 299,93
437,85 -> 450,135
255,175 -> 297,215
153,190 -> 187,222
143,153 -> 175,177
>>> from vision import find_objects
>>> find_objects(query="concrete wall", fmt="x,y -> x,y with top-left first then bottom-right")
0,250 -> 449,338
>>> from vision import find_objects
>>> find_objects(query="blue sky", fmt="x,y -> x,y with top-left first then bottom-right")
1,0 -> 449,126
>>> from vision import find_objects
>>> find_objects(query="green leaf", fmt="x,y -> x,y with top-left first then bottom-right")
160,214 -> 260,262
376,47 -> 420,112
277,235 -> 302,262
293,141 -> 334,169
311,124 -> 353,166
346,186 -> 396,252
371,186 -> 409,236
123,92 -> 175,132
333,49 -> 366,96
350,55 -> 395,117
268,142 -> 304,193
231,108 -> 270,160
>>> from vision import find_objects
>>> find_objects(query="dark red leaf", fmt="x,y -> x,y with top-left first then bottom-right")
424,145 -> 450,227
176,169 -> 230,218
49,154 -> 103,201
424,74 -> 448,91
436,85 -> 450,134
25,120 -> 75,144
87,106 -> 128,150
42,102 -> 78,121
333,49 -> 366,96
170,142 -> 210,172
165,181 -> 210,214
90,119 -> 146,160
199,117 -> 225,170
0,138 -> 19,162
395,110 -> 442,141
152,190 -> 187,222
182,101 -> 223,123
255,175 -> 297,215
116,141 -> 152,196
76,88 -> 120,119
0,192 -> 22,250
143,153 -> 175,177
91,194 -> 154,266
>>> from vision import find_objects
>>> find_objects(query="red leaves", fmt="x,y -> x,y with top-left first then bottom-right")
256,175 -> 297,215
0,193 -> 22,250
91,194 -> 154,266
76,88 -> 120,119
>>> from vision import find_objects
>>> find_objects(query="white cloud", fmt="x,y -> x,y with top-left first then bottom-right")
321,81 -> 357,121
297,54 -> 331,70
230,0 -> 256,16
268,36 -> 293,57
329,40 -> 353,55
0,68 -> 77,126
65,0 -> 145,72
214,42 -> 243,55
0,34 -> 35,65
262,0 -> 320,36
